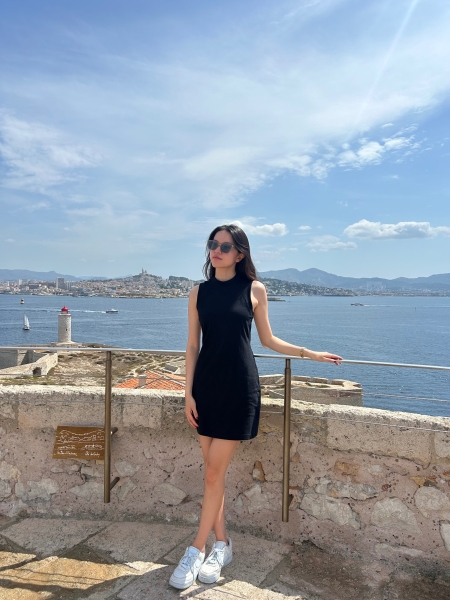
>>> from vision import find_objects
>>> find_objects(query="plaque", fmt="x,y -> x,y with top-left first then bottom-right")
52,426 -> 105,460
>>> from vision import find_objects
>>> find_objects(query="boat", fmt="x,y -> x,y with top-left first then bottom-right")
351,303 -> 364,306
20,297 -> 24,304
267,296 -> 285,302
105,308 -> 119,313
23,314 -> 30,330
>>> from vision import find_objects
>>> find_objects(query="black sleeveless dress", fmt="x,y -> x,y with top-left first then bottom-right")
192,273 -> 261,441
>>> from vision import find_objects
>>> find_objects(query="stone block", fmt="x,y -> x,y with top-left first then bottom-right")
0,480 -> 12,500
435,432 -> 450,459
0,402 -> 15,420
300,490 -> 360,529
1,518 -> 109,556
114,460 -> 140,477
243,484 -> 277,514
0,556 -> 136,596
440,523 -> 450,552
259,374 -> 284,385
328,481 -> 377,500
370,498 -> 420,534
115,479 -> 137,501
122,404 -> 161,428
15,478 -> 59,502
86,522 -> 195,564
334,460 -> 360,480
252,460 -> 265,481
0,461 -> 21,481
153,482 -> 187,505
327,413 -> 432,463
414,486 -> 450,519
69,481 -> 103,501
312,377 -> 329,384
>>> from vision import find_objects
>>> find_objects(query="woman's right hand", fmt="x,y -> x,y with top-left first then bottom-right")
185,394 -> 199,429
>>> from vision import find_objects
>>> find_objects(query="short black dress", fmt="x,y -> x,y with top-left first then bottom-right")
192,273 -> 261,440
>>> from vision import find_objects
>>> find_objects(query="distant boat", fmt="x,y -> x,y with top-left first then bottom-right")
351,303 -> 364,306
20,297 -> 24,304
105,308 -> 118,313
23,314 -> 30,330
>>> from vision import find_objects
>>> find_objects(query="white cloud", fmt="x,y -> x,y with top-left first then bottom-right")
381,123 -> 394,128
232,220 -> 288,236
298,225 -> 311,231
344,219 -> 450,239
1,0 -> 448,211
306,235 -> 357,252
5,238 -> 15,242
0,114 -> 100,193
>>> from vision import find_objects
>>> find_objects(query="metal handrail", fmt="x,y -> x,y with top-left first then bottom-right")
1,345 -> 449,521
2,346 -> 450,371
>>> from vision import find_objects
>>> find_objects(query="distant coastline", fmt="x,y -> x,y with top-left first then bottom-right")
1,268 -> 450,298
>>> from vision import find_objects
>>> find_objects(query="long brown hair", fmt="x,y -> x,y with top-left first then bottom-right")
202,224 -> 258,281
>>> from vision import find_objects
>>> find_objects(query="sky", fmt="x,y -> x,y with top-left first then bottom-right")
0,0 -> 449,281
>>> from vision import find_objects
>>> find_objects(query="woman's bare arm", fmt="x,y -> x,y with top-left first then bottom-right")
185,285 -> 201,427
252,280 -> 342,365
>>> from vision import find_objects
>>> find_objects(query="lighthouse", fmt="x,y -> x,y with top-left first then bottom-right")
58,305 -> 72,344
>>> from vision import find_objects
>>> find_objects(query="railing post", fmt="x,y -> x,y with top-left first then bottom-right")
282,357 -> 292,522
104,351 -> 120,503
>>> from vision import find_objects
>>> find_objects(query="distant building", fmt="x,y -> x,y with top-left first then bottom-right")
56,277 -> 65,289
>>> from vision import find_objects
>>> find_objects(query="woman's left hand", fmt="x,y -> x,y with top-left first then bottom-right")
309,351 -> 343,365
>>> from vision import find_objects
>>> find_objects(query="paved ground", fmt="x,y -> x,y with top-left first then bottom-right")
1,515 -> 449,600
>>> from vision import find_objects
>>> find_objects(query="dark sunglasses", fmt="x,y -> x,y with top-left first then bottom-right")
206,239 -> 237,253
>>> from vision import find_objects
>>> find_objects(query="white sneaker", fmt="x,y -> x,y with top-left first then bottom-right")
169,545 -> 205,590
198,537 -> 232,584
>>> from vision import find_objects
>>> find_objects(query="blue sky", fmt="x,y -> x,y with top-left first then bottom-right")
1,0 -> 449,280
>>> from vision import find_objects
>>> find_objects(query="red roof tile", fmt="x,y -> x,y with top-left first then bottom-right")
115,370 -> 185,390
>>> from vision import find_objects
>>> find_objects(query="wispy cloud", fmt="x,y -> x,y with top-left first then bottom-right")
344,219 -> 450,239
232,220 -> 289,236
0,113 -> 100,193
306,235 -> 357,252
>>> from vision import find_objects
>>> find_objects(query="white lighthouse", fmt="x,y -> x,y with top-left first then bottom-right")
58,305 -> 72,344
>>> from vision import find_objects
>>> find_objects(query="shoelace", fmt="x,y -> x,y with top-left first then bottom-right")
205,546 -> 225,567
180,550 -> 199,575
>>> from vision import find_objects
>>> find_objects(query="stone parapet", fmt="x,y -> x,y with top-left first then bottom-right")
0,385 -> 450,576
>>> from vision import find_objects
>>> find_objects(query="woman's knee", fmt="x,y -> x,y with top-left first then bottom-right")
204,463 -> 224,486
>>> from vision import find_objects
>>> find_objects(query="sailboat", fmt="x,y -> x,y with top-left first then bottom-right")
23,314 -> 30,330
20,297 -> 24,304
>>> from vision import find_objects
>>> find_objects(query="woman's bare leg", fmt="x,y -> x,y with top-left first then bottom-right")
192,437 -> 239,552
199,436 -> 228,543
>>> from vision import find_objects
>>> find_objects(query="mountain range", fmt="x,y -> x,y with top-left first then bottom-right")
0,269 -> 106,282
258,268 -> 450,292
2,267 -> 450,292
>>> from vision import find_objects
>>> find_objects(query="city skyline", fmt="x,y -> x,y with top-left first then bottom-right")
1,0 -> 449,280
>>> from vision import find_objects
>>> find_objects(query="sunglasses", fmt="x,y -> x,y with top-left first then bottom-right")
206,239 -> 237,254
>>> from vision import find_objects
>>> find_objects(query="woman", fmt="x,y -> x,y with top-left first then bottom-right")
169,224 -> 342,590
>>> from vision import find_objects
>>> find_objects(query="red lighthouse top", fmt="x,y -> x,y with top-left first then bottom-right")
61,306 -> 69,313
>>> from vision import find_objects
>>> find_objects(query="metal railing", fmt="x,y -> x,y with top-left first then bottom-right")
1,345 -> 450,522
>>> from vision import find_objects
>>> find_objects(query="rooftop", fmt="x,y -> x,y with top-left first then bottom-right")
114,370 -> 185,391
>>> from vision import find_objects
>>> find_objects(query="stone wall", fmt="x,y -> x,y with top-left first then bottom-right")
260,374 -> 363,406
0,385 -> 449,575
0,352 -> 58,378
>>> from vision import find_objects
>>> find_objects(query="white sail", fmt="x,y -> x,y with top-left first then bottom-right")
23,314 -> 30,330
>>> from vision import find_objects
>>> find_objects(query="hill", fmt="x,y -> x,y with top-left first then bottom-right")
258,268 -> 450,292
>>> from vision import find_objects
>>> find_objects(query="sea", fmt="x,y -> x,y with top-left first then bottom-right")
1,294 -> 449,418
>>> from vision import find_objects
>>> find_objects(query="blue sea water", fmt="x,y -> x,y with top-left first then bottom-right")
1,294 -> 449,418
